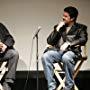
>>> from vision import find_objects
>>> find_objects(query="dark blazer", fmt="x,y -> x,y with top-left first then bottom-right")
0,23 -> 15,49
47,23 -> 88,54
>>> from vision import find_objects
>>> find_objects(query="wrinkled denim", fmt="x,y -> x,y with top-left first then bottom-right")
42,50 -> 76,90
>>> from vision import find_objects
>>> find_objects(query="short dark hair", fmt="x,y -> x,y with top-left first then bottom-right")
64,6 -> 78,21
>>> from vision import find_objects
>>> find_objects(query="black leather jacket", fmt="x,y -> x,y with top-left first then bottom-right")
47,23 -> 88,54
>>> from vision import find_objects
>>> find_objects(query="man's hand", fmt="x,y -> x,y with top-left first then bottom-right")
0,42 -> 7,53
56,21 -> 65,31
46,44 -> 53,48
60,42 -> 70,51
0,42 -> 3,51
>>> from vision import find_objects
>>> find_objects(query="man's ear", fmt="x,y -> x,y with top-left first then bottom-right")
71,17 -> 75,21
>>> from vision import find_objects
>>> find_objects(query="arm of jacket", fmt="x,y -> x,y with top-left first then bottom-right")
0,23 -> 15,48
47,25 -> 61,46
70,24 -> 88,47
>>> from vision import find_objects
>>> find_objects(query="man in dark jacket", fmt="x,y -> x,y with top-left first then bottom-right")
42,6 -> 88,90
0,23 -> 19,90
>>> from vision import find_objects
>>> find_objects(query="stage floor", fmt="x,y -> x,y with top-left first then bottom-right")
10,70 -> 90,90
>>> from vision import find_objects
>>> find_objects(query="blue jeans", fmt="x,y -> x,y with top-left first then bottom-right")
41,50 -> 76,90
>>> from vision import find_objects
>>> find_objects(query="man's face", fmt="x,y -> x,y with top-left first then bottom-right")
63,11 -> 73,25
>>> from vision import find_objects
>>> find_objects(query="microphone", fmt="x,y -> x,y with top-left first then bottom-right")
33,26 -> 42,39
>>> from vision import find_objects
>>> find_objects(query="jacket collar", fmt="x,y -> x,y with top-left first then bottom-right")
67,22 -> 78,34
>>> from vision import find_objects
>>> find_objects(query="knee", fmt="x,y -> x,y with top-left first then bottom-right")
41,51 -> 53,66
62,54 -> 70,64
11,50 -> 19,61
41,53 -> 49,64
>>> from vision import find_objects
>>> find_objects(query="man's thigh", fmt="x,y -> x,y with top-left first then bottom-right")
43,50 -> 63,63
1,49 -> 17,61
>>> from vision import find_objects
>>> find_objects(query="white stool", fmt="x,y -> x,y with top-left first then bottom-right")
0,61 -> 8,90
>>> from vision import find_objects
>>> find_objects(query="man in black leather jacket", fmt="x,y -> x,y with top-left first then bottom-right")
42,6 -> 88,90
0,23 -> 19,90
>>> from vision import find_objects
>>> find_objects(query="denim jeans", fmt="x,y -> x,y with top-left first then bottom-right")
41,50 -> 76,90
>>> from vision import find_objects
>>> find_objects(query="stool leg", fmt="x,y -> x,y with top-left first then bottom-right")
0,62 -> 8,90
57,77 -> 65,90
54,70 -> 65,90
54,60 -> 85,90
0,84 -> 4,90
74,85 -> 79,90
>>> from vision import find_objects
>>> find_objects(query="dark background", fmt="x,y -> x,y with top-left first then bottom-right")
10,71 -> 90,90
